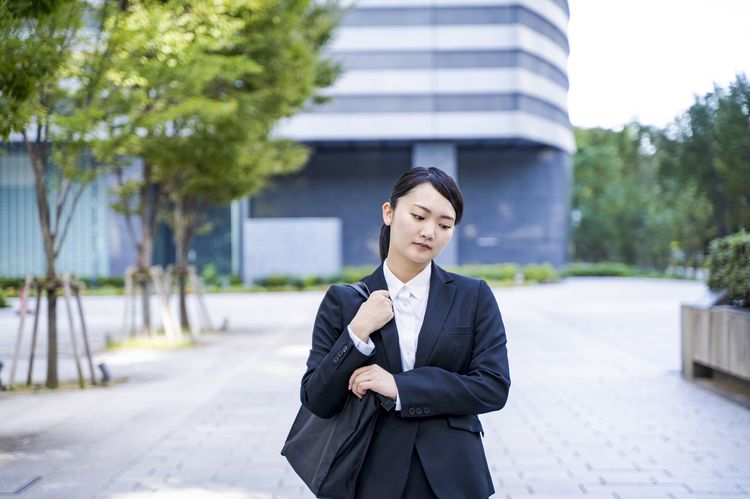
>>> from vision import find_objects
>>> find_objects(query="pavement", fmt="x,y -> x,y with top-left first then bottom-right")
0,277 -> 748,499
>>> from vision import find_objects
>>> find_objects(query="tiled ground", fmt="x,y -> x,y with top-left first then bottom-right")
0,277 -> 747,498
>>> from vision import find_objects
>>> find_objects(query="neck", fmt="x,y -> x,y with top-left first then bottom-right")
385,255 -> 429,283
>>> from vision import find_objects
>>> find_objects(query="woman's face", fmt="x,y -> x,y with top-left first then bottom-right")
382,182 -> 456,267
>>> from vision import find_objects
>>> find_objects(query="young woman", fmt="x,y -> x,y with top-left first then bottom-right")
300,167 -> 510,499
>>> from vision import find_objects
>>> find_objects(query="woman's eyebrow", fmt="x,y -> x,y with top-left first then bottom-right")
412,203 -> 455,221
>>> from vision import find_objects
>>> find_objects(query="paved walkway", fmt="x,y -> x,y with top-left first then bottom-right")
0,278 -> 748,499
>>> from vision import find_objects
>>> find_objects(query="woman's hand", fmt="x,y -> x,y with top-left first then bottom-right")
349,290 -> 393,341
348,364 -> 397,400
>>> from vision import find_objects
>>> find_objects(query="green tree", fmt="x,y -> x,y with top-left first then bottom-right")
660,73 -> 750,237
1,0 -> 122,388
83,0 -> 341,331
573,124 -> 685,270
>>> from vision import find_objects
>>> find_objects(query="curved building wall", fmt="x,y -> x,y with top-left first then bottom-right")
277,0 -> 573,152
248,0 -> 573,276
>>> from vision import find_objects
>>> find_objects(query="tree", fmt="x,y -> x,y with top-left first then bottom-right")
572,124 -> 693,270
0,0 -> 73,137
1,0 -> 122,387
84,0 -> 341,331
661,73 -> 750,238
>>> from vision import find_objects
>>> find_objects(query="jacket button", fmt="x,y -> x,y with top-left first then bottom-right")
424,407 -> 431,414
337,351 -> 343,357
333,357 -> 339,364
416,408 -> 423,415
408,408 -> 415,415
343,345 -> 348,352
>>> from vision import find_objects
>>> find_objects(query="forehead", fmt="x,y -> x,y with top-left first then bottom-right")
402,183 -> 456,219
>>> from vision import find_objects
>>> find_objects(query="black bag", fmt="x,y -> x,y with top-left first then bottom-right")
281,282 -> 394,499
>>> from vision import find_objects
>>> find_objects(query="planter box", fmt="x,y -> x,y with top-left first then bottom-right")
681,303 -> 750,382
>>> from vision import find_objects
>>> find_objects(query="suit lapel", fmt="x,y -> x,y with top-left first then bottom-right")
415,261 -> 456,368
362,264 -> 403,374
362,260 -> 456,372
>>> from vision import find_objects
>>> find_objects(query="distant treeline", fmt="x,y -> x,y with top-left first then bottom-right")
572,73 -> 750,271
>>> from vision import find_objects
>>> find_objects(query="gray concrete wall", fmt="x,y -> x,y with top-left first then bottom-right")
250,145 -> 411,266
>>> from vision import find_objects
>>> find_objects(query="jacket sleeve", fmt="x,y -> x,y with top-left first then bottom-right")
300,285 -> 373,418
393,279 -> 510,418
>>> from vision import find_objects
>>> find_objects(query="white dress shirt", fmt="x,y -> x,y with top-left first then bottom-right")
347,259 -> 432,411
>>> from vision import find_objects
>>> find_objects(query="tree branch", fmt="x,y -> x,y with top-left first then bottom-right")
54,179 -> 71,235
116,168 -> 139,249
54,181 -> 88,257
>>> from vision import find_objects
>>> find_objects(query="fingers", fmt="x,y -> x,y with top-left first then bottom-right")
348,366 -> 367,389
348,365 -> 382,397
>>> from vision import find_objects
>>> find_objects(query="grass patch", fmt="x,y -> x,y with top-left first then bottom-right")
106,335 -> 194,351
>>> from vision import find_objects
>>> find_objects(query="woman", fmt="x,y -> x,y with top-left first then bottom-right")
300,167 -> 510,499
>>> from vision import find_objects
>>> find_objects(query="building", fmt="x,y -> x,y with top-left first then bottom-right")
241,0 -> 573,281
1,0 -> 573,281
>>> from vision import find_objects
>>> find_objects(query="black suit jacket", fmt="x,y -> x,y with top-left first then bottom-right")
301,260 -> 510,499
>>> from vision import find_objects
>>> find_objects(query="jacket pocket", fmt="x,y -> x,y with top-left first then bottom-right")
447,414 -> 484,436
444,325 -> 473,335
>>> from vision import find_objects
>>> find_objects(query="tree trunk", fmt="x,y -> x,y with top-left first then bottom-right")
26,135 -> 60,388
137,163 -> 157,335
46,281 -> 59,388
136,233 -> 153,336
173,198 -> 199,332
174,199 -> 190,331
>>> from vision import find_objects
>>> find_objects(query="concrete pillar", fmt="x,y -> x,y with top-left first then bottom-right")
412,142 -> 458,266
231,197 -> 251,278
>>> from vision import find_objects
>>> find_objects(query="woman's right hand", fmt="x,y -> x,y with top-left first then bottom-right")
348,290 -> 393,341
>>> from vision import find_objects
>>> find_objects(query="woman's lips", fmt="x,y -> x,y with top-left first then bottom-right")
414,242 -> 431,250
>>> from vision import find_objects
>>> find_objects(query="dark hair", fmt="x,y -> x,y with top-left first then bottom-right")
379,166 -> 464,261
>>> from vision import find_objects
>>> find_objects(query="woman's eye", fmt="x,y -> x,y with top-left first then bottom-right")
412,214 -> 424,220
441,225 -> 452,230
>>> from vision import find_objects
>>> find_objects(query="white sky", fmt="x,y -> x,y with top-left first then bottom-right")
567,0 -> 750,129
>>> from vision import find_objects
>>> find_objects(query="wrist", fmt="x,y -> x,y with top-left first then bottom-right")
349,320 -> 370,341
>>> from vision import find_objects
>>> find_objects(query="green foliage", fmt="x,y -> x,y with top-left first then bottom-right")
445,263 -> 520,281
200,263 -> 220,287
572,73 -> 749,272
0,288 -> 9,308
659,74 -> 750,238
0,0 -> 82,138
573,124 -> 678,269
0,277 -> 25,289
340,266 -> 374,284
255,274 -> 304,289
707,230 -> 750,307
523,263 -> 558,283
78,275 -> 125,288
562,262 -> 636,277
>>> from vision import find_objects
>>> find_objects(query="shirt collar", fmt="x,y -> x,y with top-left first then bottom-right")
383,259 -> 431,303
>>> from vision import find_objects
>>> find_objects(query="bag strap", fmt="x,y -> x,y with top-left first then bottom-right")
343,280 -> 395,411
347,281 -> 370,301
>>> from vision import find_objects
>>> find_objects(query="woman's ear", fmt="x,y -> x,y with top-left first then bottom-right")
382,202 -> 393,226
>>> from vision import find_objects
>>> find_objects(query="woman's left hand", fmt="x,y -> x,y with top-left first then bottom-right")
348,364 -> 397,400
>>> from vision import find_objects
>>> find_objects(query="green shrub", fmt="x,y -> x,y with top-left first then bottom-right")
562,262 -> 635,277
303,275 -> 325,287
0,277 -> 25,289
79,275 -> 125,288
707,230 -> 750,307
229,273 -> 243,286
340,266 -> 373,284
200,264 -> 220,287
0,288 -> 8,308
255,274 -> 304,289
446,263 -> 520,281
523,263 -> 559,283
